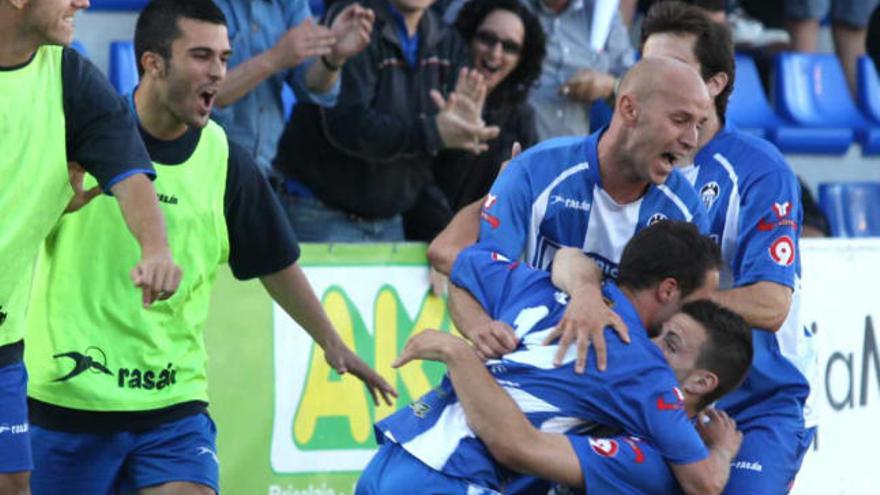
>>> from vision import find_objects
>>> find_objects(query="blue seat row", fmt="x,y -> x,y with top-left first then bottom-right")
728,53 -> 880,155
818,182 -> 880,237
89,0 -> 148,11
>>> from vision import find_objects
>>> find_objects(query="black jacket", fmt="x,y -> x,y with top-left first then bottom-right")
274,0 -> 469,219
403,103 -> 539,241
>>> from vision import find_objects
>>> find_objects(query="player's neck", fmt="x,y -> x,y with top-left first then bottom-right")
619,286 -> 653,330
597,131 -> 650,204
0,21 -> 40,68
134,82 -> 189,141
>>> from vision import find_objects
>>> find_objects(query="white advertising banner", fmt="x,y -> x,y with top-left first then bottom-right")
243,241 -> 880,494
792,239 -> 880,495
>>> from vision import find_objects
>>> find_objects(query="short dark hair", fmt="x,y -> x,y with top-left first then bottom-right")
640,1 -> 735,120
682,299 -> 753,410
134,0 -> 227,77
454,0 -> 546,108
683,0 -> 725,12
617,220 -> 721,299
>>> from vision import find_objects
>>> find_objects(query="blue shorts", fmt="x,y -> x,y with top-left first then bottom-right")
30,412 -> 219,495
721,422 -> 815,495
0,361 -> 31,473
355,442 -> 500,495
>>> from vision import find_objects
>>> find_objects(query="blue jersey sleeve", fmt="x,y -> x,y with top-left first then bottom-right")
732,169 -> 801,288
450,245 -> 552,320
568,434 -> 683,495
641,386 -> 708,465
476,156 -> 534,260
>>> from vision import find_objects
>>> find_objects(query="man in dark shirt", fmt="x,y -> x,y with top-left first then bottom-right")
0,0 -> 181,491
273,0 -> 500,242
23,2 -> 395,494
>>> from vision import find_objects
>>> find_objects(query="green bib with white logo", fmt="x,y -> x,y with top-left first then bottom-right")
0,46 -> 70,347
25,120 -> 230,411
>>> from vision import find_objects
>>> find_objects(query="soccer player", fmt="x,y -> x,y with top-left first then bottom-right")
427,55 -> 712,367
0,0 -> 181,491
552,4 -> 818,493
23,1 -> 395,494
356,221 -> 753,495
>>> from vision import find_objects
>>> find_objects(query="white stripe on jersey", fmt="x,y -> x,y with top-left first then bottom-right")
503,386 -> 561,413
539,416 -> 589,433
401,403 -> 475,471
528,162 -> 591,265
656,184 -> 695,221
712,152 -> 743,288
582,187 -> 641,266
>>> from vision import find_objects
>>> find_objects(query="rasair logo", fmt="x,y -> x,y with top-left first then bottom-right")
52,347 -> 178,391
53,347 -> 113,382
0,305 -> 7,326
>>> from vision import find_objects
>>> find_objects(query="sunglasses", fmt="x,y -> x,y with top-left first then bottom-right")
474,30 -> 523,56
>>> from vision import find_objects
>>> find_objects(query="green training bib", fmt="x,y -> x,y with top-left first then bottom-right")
26,120 -> 230,411
0,46 -> 70,347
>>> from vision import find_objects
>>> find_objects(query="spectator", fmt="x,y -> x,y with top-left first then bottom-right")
524,0 -> 635,139
404,0 -> 546,241
212,0 -> 375,175
273,0 -> 499,242
784,0 -> 880,96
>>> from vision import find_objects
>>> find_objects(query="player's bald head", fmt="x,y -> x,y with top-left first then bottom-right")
617,56 -> 710,105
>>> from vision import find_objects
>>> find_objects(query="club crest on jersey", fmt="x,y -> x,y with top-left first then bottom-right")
772,201 -> 791,218
589,437 -> 620,458
648,213 -> 667,225
769,236 -> 795,266
699,182 -> 720,210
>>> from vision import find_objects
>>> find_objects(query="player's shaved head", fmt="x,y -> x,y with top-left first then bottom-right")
617,55 -> 710,104
600,56 -> 711,185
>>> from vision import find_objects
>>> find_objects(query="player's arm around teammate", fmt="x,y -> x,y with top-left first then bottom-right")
392,329 -> 742,495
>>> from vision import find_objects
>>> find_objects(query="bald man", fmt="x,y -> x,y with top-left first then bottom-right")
428,56 -> 713,365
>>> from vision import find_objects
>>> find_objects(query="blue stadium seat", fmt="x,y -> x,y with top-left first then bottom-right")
856,55 -> 880,154
109,41 -> 138,95
90,0 -> 148,11
727,54 -> 778,138
818,182 -> 880,237
281,84 -> 297,121
309,0 -> 325,17
774,53 -> 865,155
70,40 -> 87,57
728,53 -> 851,154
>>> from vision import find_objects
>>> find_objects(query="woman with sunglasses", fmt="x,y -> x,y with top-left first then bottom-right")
403,0 -> 546,241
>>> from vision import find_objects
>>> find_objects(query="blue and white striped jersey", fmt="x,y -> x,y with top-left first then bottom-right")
374,247 -> 708,491
477,129 -> 709,275
683,124 -> 818,428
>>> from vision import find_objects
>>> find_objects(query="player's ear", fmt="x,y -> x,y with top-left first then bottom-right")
617,93 -> 639,126
656,277 -> 679,304
8,0 -> 28,10
706,72 -> 729,99
140,50 -> 165,79
683,370 -> 719,396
